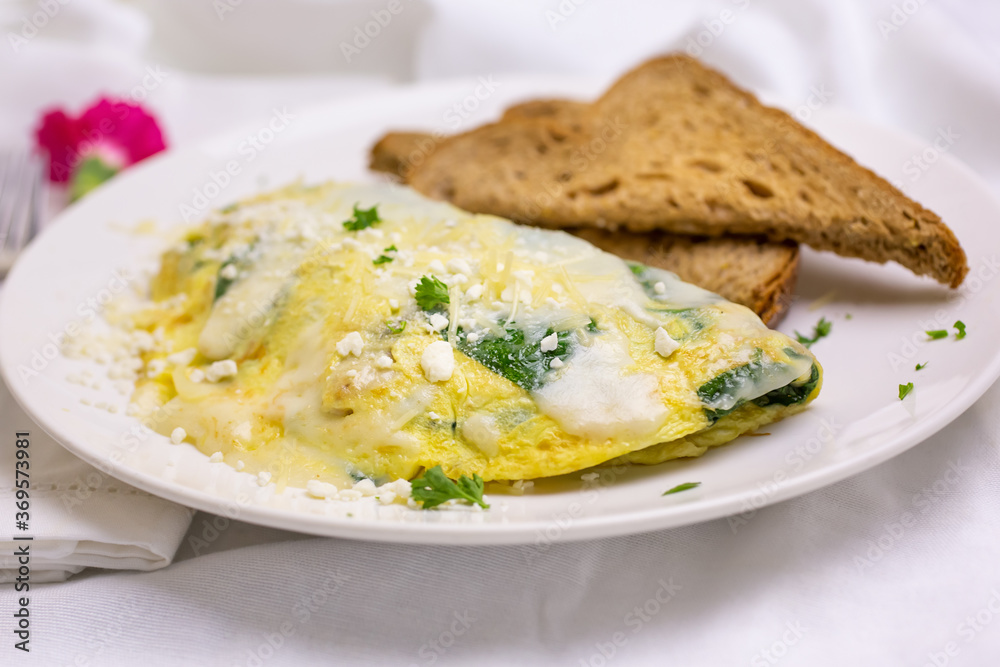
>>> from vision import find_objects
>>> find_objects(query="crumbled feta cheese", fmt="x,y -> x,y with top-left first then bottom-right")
346,369 -> 358,378
306,479 -> 338,499
336,331 -> 364,357
428,411 -> 441,420
654,327 -> 680,358
388,298 -> 399,310
421,340 -> 455,383
220,264 -> 239,280
209,451 -> 224,463
353,478 -> 378,496
428,259 -> 446,274
540,332 -> 559,353
145,359 -> 166,378
166,348 -> 197,366
429,313 -> 449,331
512,269 -> 534,288
188,368 -> 205,383
257,471 -> 272,486
233,421 -> 252,441
550,358 -> 564,369
374,355 -> 393,369
170,427 -> 187,444
465,284 -> 484,300
447,258 -> 472,275
653,281 -> 667,295
206,359 -> 238,382
236,460 -> 245,471
466,332 -> 480,344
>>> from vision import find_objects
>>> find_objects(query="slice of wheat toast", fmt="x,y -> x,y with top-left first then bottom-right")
371,100 -> 587,181
370,128 -> 800,323
397,55 -> 967,287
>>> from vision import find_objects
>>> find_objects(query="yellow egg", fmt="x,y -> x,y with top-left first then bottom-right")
130,182 -> 821,486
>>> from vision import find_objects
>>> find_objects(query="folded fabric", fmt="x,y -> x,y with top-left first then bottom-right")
0,374 -> 193,583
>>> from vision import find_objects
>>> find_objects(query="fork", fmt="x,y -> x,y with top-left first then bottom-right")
0,150 -> 44,278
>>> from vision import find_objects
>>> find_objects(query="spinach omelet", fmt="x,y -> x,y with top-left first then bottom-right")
129,182 -> 821,488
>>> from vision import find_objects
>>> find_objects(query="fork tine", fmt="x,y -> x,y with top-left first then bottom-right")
0,150 -> 44,277
0,152 -> 15,254
22,153 -> 43,246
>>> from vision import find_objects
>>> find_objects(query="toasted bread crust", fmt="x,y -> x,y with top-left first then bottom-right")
399,55 -> 967,287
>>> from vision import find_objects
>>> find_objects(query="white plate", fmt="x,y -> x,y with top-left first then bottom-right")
3,78 -> 1000,545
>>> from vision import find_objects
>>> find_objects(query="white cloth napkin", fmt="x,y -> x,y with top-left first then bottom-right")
0,372 -> 193,582
2,0 -> 1000,664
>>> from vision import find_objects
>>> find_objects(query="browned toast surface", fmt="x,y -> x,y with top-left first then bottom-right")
394,55 -> 966,287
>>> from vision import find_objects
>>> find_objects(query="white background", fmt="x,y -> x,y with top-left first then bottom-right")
1,0 -> 1000,665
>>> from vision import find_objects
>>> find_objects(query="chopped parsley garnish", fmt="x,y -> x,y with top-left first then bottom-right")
915,362 -> 928,371
954,320 -> 967,339
342,203 -> 381,231
373,245 -> 398,265
663,482 -> 701,495
898,382 -> 914,400
386,320 -> 406,334
794,317 -> 832,348
411,466 -> 489,510
926,329 -> 948,340
414,275 -> 450,311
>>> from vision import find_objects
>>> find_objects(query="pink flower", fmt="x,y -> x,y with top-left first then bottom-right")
34,97 -> 167,192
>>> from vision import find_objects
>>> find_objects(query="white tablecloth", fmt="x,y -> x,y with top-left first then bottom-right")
2,0 -> 1000,664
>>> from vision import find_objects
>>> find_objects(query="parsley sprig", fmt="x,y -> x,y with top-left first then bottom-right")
898,382 -> 914,400
342,203 -> 381,231
411,466 -> 489,510
415,275 -> 450,311
386,320 -> 406,334
915,362 -> 927,371
794,317 -> 832,348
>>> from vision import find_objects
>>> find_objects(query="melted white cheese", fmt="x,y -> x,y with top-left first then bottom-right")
534,335 -> 668,440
